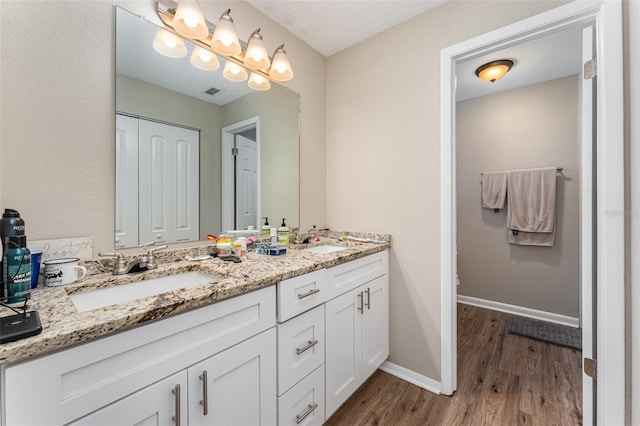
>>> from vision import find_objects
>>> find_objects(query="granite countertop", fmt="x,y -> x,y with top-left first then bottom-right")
0,231 -> 389,366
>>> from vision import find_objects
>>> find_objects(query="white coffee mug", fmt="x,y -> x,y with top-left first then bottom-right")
44,257 -> 87,287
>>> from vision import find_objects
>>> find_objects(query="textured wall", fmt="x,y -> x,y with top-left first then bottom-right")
326,0 -> 570,380
0,0 -> 326,254
456,75 -> 580,318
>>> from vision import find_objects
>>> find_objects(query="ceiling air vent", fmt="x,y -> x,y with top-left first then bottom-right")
204,87 -> 221,96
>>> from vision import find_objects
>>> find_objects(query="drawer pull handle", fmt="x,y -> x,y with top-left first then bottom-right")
357,291 -> 364,314
172,384 -> 181,426
199,371 -> 209,415
365,287 -> 371,310
297,288 -> 320,299
296,403 -> 319,424
296,339 -> 319,355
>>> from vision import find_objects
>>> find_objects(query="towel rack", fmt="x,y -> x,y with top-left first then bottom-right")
480,167 -> 564,176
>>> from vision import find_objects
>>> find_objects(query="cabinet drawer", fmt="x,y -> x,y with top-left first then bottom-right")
278,365 -> 325,426
277,305 -> 325,395
278,269 -> 327,322
4,286 -> 275,426
327,250 -> 388,300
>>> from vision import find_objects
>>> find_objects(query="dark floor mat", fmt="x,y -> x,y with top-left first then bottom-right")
508,316 -> 581,350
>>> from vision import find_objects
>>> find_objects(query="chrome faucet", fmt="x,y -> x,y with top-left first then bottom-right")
99,244 -> 168,275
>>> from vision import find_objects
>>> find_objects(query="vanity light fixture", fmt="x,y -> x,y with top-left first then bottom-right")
172,0 -> 209,40
248,72 -> 271,91
153,28 -> 188,58
244,29 -> 271,70
223,61 -> 249,82
156,0 -> 295,90
211,9 -> 242,56
190,45 -> 220,71
269,44 -> 294,82
475,59 -> 514,83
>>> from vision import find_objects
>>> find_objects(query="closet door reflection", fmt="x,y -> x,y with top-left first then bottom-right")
116,114 -> 200,247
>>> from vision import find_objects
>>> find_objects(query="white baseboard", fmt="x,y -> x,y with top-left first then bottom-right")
379,361 -> 441,395
457,294 -> 580,328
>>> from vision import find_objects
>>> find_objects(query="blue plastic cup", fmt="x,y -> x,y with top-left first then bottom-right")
30,249 -> 43,289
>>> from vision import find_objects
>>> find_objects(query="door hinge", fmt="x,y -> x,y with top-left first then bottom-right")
584,59 -> 597,80
584,357 -> 597,379
231,147 -> 239,156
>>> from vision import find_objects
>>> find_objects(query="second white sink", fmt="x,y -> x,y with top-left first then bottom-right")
69,271 -> 218,312
303,245 -> 348,254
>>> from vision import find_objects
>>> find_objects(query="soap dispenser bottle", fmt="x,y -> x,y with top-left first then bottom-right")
277,218 -> 290,246
261,217 -> 270,235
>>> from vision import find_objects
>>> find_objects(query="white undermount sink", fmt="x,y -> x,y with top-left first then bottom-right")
69,271 -> 218,312
303,245 -> 348,255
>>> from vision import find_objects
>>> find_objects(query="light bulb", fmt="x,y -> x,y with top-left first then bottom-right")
153,28 -> 188,58
191,46 -> 220,71
211,9 -> 241,56
172,0 -> 209,41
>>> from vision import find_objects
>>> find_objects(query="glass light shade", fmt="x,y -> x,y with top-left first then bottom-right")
248,72 -> 271,91
223,61 -> 248,82
172,0 -> 209,40
190,46 -> 220,71
244,29 -> 271,70
475,60 -> 514,83
211,10 -> 241,56
153,29 -> 188,58
269,45 -> 294,82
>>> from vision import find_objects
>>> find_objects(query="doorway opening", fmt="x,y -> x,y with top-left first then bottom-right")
440,1 -> 624,424
222,116 -> 261,233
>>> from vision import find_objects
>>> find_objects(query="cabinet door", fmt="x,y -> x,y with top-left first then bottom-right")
278,365 -> 325,426
189,328 -> 277,426
277,305 -> 325,395
361,275 -> 389,379
69,371 -> 187,426
324,288 -> 362,419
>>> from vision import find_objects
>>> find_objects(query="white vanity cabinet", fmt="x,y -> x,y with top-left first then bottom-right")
275,250 -> 389,424
2,286 -> 276,426
324,253 -> 389,419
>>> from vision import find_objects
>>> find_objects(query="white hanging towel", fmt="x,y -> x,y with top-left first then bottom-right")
506,167 -> 557,246
481,171 -> 507,210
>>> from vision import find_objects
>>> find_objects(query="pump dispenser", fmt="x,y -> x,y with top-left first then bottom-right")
277,218 -> 290,246
261,217 -> 270,235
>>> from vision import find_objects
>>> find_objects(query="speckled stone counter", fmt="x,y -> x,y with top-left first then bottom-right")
0,231 -> 389,366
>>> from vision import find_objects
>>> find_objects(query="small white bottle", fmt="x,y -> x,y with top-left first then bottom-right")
270,228 -> 278,246
234,237 -> 247,258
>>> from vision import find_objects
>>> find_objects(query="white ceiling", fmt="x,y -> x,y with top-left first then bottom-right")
246,1 -> 583,99
456,26 -> 583,101
247,0 -> 447,57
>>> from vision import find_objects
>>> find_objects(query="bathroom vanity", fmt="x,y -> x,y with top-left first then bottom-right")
0,239 -> 388,425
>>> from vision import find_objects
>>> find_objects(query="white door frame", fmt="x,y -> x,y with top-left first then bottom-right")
440,1 -> 624,424
221,116 -> 261,232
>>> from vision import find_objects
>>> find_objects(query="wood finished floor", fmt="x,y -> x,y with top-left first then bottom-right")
325,304 -> 582,426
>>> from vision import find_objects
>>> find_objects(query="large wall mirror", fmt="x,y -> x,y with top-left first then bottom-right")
115,7 -> 300,249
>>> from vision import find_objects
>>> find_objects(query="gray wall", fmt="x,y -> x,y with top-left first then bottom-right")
456,75 -> 580,318
116,74 -> 223,240
223,89 -> 300,229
